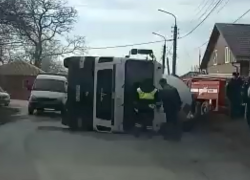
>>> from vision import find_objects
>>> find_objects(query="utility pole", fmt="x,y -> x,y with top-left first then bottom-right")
158,9 -> 177,75
152,32 -> 167,74
166,57 -> 170,75
172,24 -> 177,75
198,49 -> 201,72
162,42 -> 166,74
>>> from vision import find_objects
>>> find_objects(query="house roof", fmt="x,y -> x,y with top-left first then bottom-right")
0,60 -> 44,76
200,23 -> 250,69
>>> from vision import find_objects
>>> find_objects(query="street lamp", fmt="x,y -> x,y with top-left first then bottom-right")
152,32 -> 166,41
158,9 -> 178,75
158,9 -> 177,26
152,32 -> 167,74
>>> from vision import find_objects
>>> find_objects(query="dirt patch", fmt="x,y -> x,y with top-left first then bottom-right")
0,106 -> 20,125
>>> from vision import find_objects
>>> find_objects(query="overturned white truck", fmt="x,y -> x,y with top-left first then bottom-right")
61,56 -> 194,133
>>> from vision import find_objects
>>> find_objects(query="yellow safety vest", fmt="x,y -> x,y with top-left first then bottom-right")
137,88 -> 157,100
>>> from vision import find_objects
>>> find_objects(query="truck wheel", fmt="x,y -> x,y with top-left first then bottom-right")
201,101 -> 210,115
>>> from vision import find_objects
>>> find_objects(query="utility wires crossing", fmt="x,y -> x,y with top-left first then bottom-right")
180,0 -> 223,39
84,1 -> 248,50
216,0 -> 230,13
190,0 -> 218,24
196,8 -> 250,49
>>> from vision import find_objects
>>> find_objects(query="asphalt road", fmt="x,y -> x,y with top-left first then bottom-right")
1,100 -> 250,180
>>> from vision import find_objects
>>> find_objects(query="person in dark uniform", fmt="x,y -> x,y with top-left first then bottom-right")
159,78 -> 182,141
133,78 -> 161,138
244,77 -> 250,127
226,72 -> 243,119
191,94 -> 197,116
131,82 -> 140,129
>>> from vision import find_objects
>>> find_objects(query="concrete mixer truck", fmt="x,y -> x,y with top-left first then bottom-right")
61,56 -> 194,133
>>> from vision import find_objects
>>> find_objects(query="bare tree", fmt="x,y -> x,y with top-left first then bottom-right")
0,0 -> 85,67
41,55 -> 66,73
191,65 -> 200,72
0,0 -> 33,43
0,0 -> 30,27
39,36 -> 85,58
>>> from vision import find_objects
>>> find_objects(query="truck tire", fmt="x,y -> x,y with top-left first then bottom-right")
200,101 -> 210,115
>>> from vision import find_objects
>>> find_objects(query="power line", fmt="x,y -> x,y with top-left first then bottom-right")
86,39 -> 173,50
71,0 -> 246,51
234,9 -> 250,22
216,0 -> 230,13
196,8 -> 250,49
84,0 -> 224,51
193,0 -> 210,17
72,2 -> 218,51
194,0 -> 207,12
179,0 -> 223,39
197,0 -> 223,20
190,0 -> 217,24
165,44 -> 173,56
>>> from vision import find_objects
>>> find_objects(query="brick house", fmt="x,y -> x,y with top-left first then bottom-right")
0,61 -> 44,100
200,23 -> 250,76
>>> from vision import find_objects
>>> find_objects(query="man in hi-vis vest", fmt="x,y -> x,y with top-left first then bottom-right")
133,78 -> 161,138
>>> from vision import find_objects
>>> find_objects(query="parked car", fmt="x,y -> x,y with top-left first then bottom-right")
0,86 -> 10,106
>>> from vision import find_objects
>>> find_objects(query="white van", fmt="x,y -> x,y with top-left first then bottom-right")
28,74 -> 67,115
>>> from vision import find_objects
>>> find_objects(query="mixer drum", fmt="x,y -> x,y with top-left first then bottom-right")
163,75 -> 194,130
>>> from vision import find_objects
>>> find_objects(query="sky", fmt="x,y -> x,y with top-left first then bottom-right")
68,0 -> 250,75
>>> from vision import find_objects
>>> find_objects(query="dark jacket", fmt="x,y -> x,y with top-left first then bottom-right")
159,85 -> 182,113
226,77 -> 243,101
242,79 -> 250,103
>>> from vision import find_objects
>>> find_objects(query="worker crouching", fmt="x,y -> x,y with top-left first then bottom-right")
159,78 -> 182,141
133,78 -> 161,138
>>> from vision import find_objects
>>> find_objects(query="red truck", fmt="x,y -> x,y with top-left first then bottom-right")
184,74 -> 231,116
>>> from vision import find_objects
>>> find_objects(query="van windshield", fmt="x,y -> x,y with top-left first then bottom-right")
33,79 -> 66,93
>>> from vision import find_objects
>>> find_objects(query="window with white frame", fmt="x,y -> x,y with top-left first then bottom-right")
225,46 -> 231,63
212,50 -> 218,65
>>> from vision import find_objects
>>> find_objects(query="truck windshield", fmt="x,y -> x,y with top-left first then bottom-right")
123,59 -> 154,131
32,79 -> 66,93
125,60 -> 154,87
